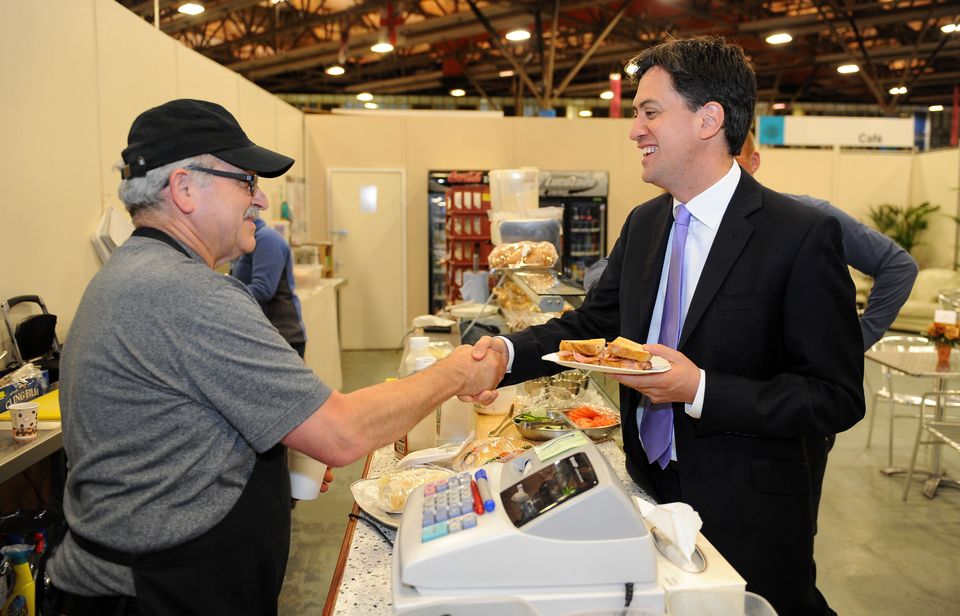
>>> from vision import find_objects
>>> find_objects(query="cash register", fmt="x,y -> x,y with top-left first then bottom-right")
392,437 -> 745,615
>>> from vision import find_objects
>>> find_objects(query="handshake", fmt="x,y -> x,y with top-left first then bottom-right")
444,336 -> 510,406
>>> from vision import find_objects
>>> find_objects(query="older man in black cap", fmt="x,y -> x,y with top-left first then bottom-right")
44,99 -> 505,615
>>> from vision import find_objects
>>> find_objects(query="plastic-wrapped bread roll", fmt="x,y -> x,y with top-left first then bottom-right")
488,241 -> 558,269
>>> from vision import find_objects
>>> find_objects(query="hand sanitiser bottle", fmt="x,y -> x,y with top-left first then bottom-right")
394,355 -> 440,458
397,336 -> 432,379
1,544 -> 35,616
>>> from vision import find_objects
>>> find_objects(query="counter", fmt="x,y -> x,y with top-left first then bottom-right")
300,277 -> 346,391
323,404 -> 656,615
0,427 -> 62,485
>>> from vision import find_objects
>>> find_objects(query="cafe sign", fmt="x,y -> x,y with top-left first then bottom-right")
758,115 -> 914,148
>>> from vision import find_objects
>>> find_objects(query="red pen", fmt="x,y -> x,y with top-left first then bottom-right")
470,480 -> 484,515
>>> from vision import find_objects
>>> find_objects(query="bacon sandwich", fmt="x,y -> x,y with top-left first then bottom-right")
557,336 -> 653,370
557,338 -> 605,364
599,336 -> 653,370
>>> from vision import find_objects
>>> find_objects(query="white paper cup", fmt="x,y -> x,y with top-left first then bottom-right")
288,449 -> 327,500
665,589 -> 776,616
8,402 -> 39,442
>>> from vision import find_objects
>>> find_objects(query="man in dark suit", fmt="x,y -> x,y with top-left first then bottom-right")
471,37 -> 864,615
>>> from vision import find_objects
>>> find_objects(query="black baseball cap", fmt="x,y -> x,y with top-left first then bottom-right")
120,99 -> 294,179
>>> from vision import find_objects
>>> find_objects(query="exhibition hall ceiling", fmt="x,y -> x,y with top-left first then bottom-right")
116,0 -> 960,112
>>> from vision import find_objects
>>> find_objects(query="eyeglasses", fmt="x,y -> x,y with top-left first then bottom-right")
186,166 -> 258,196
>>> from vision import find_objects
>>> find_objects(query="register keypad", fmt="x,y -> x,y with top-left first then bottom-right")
420,472 -> 481,543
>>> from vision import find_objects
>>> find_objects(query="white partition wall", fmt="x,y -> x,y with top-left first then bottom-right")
305,112 -> 957,321
911,149 -> 960,268
0,0 -> 305,349
1,1 -> 104,341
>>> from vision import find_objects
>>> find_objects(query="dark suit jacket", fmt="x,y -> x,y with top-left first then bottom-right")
503,170 -> 865,611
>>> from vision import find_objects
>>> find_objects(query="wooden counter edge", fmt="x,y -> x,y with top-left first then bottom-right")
322,452 -> 374,616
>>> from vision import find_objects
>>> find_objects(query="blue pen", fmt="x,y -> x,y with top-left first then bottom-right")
474,469 -> 496,512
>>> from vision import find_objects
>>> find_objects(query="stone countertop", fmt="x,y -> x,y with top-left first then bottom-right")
328,434 -> 656,615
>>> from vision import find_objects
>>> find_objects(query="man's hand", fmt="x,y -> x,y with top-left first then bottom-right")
610,344 -> 701,404
471,335 -> 508,361
446,342 -> 507,404
319,467 -> 334,493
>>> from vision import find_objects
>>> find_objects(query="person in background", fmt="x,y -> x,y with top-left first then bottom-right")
45,99 -> 505,616
735,131 -> 919,350
231,215 -> 307,358
472,37 -> 864,615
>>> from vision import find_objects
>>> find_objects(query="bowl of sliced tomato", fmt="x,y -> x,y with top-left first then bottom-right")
561,405 -> 621,441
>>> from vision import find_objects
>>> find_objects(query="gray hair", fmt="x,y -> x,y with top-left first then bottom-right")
116,154 -> 218,218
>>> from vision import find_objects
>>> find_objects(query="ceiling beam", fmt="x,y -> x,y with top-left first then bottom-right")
553,0 -> 633,98
739,4 -> 960,37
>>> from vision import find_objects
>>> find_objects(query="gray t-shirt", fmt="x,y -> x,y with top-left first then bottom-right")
48,234 -> 331,596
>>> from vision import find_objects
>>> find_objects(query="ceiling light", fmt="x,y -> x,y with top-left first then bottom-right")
765,33 -> 793,45
363,102 -> 379,110
599,90 -> 615,100
371,41 -> 394,53
837,64 -> 859,74
771,102 -> 787,110
177,2 -> 204,15
356,92 -> 374,102
499,69 -> 514,78
270,0 -> 286,4
578,110 -> 593,118
929,104 -> 945,112
450,88 -> 466,97
505,29 -> 531,42
609,72 -> 621,82
889,86 -> 907,95
325,65 -> 345,76
942,23 -> 958,33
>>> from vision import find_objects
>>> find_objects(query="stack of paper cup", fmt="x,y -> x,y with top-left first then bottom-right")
288,449 -> 327,500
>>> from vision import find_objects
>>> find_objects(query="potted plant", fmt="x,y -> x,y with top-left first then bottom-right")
867,201 -> 940,255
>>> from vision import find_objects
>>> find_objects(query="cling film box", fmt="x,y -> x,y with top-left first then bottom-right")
0,371 -> 49,411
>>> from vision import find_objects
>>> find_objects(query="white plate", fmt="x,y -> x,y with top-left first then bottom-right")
541,352 -> 672,375
349,478 -> 402,529
448,303 -> 499,318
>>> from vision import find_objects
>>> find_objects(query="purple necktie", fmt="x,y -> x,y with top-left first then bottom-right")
640,204 -> 691,469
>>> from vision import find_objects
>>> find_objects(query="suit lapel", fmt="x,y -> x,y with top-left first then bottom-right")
680,173 -> 762,348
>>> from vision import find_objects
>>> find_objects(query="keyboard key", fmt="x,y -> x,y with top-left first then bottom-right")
461,514 -> 477,529
422,523 -> 449,542
448,519 -> 462,533
422,511 -> 435,526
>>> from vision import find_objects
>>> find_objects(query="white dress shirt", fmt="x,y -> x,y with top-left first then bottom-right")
638,161 -> 740,460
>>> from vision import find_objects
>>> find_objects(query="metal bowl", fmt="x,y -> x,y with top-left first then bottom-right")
553,371 -> 590,396
561,407 -> 621,442
522,377 -> 552,395
513,411 -> 576,441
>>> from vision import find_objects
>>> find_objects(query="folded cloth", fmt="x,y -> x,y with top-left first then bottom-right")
460,271 -> 490,304
634,498 -> 703,563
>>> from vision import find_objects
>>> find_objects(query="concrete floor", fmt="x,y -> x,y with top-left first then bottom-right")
279,349 -> 960,615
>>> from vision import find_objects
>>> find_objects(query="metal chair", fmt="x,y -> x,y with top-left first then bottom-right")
865,335 -> 960,469
903,389 -> 960,500
1,295 -> 61,383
